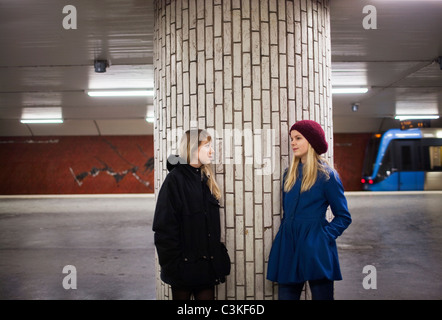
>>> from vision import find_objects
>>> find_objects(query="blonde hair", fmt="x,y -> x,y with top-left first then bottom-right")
179,129 -> 221,200
284,144 -> 331,193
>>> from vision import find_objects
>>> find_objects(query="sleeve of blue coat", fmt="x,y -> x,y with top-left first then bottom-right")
323,170 -> 352,240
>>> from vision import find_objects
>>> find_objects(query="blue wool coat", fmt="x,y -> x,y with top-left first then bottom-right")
267,163 -> 352,284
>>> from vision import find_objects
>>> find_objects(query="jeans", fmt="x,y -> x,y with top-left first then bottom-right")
278,279 -> 334,300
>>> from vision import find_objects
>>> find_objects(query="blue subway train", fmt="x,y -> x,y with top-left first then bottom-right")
361,128 -> 442,191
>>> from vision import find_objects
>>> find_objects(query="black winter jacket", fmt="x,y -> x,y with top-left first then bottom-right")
152,155 -> 231,289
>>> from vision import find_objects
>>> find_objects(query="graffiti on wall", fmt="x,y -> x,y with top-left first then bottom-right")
0,136 -> 155,194
69,138 -> 154,192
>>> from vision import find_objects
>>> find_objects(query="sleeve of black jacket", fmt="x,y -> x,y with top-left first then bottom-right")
152,174 -> 182,277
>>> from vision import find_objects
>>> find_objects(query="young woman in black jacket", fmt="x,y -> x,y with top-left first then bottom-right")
153,129 -> 231,300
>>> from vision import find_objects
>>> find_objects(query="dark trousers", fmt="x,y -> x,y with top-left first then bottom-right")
171,286 -> 215,300
278,279 -> 334,300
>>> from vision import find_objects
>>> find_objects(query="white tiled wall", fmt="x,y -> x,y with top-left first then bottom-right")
154,0 -> 332,300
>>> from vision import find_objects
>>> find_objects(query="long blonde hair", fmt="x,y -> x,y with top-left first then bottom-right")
284,144 -> 331,193
179,129 -> 221,200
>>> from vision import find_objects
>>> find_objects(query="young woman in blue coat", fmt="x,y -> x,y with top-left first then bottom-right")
267,120 -> 352,300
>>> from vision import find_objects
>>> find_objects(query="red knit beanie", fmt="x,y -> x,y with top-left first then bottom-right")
289,120 -> 328,155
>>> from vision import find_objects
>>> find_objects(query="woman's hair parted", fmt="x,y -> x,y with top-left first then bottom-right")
284,144 -> 331,193
179,129 -> 221,200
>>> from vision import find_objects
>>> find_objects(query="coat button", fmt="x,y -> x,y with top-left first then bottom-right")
210,256 -> 214,260
184,258 -> 188,262
203,255 -> 207,259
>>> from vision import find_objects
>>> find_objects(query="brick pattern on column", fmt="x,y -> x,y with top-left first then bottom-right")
154,0 -> 332,300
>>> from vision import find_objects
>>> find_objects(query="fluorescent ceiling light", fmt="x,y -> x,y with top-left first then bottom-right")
20,119 -> 64,124
87,90 -> 154,97
21,107 -> 63,124
394,115 -> 440,121
332,87 -> 369,94
146,105 -> 154,123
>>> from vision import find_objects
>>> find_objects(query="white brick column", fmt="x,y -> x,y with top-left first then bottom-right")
153,0 -> 333,300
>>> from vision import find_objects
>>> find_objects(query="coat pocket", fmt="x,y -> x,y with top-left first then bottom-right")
179,258 -> 214,287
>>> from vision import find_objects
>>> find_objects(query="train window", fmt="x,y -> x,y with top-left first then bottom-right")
429,146 -> 442,171
420,138 -> 442,171
401,145 -> 412,171
393,140 -> 419,172
362,136 -> 381,177
377,144 -> 394,181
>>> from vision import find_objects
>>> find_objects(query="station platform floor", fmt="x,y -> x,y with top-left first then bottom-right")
0,191 -> 441,300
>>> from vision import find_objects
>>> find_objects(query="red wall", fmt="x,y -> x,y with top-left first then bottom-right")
0,133 -> 370,194
0,136 -> 154,195
333,133 -> 372,191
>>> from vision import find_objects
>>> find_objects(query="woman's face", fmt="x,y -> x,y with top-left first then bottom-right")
196,139 -> 214,166
290,130 -> 309,163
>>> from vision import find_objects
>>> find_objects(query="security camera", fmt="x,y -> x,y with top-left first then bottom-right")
351,103 -> 359,112
94,60 -> 109,73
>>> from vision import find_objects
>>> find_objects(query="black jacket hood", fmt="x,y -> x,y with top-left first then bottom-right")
166,154 -> 187,172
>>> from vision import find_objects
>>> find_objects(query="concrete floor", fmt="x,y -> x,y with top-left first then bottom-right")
0,195 -> 156,300
336,191 -> 442,300
0,192 -> 441,300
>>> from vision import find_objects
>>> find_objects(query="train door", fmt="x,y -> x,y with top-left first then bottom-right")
393,140 -> 423,190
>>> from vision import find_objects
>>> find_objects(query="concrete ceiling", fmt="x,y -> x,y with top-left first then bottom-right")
0,0 -> 441,136
331,0 -> 442,132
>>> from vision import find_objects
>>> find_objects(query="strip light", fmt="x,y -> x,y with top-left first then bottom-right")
332,87 -> 369,94
20,119 -> 64,124
87,90 -> 154,97
394,115 -> 440,121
